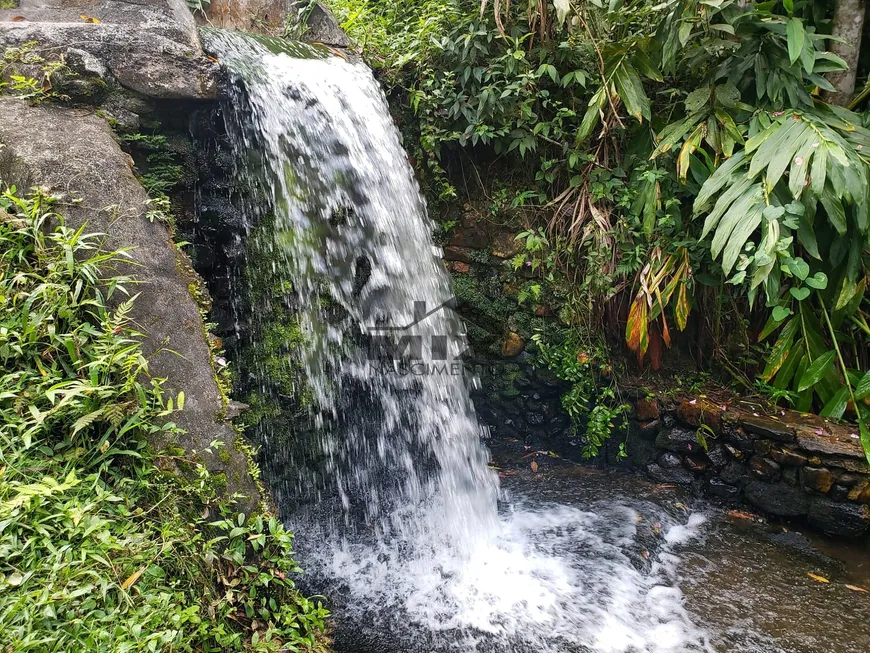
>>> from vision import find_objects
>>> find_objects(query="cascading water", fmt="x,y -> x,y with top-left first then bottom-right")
202,29 -> 712,653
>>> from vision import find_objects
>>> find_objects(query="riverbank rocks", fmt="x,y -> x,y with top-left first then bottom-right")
0,98 -> 260,511
0,0 -> 217,98
624,391 -> 870,537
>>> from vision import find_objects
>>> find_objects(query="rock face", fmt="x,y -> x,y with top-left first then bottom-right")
200,0 -> 350,46
0,0 -> 217,98
0,98 -> 260,509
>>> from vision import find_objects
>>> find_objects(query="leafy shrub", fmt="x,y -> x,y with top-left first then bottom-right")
0,186 -> 328,651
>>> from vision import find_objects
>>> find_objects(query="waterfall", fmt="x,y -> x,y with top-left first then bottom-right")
202,29 -> 712,653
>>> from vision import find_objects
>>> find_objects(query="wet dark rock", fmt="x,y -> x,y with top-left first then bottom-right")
525,412 -> 545,426
807,496 -> 870,537
800,467 -> 835,494
782,468 -> 799,486
443,245 -> 473,263
740,415 -> 796,442
794,423 -> 866,459
744,480 -> 809,517
749,456 -> 781,481
706,444 -> 728,468
723,443 -> 744,460
754,440 -> 773,456
658,452 -> 683,468
684,455 -> 709,473
224,400 -> 250,421
624,431 -> 658,467
720,461 -> 749,487
655,427 -> 700,454
725,427 -> 756,453
706,478 -> 740,501
634,398 -> 660,421
514,376 -> 533,390
646,462 -> 695,485
662,413 -> 676,428
770,446 -> 809,467
636,419 -> 661,440
830,485 -> 850,502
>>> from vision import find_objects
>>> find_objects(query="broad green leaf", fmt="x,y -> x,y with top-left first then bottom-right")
820,189 -> 847,235
722,203 -> 764,273
762,316 -> 799,380
613,62 -> 650,122
790,287 -> 810,300
805,271 -> 828,289
797,350 -> 836,391
820,386 -> 849,419
772,305 -> 792,322
787,18 -> 805,65
700,175 -> 754,238
854,371 -> 870,400
762,121 -> 809,190
578,87 -> 606,141
693,150 -> 748,214
685,87 -> 711,113
710,184 -> 764,258
809,144 -> 827,195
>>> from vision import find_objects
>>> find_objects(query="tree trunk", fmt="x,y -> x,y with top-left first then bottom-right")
825,0 -> 867,106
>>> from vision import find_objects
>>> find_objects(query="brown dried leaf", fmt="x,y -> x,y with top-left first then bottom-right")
845,584 -> 868,593
121,567 -> 145,590
530,460 -> 539,473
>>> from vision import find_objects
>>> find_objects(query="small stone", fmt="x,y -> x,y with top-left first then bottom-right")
444,245 -> 473,263
525,412 -> 545,426
490,232 -> 523,258
720,461 -> 749,486
636,419 -> 661,440
770,446 -> 808,467
224,401 -> 249,421
830,485 -> 850,502
750,456 -> 781,481
835,473 -> 863,487
723,444 -> 744,460
646,462 -> 695,485
740,415 -> 795,442
726,427 -> 756,453
501,332 -> 524,357
705,478 -> 740,501
706,444 -> 728,468
684,455 -> 709,473
635,398 -> 660,422
676,400 -> 722,432
655,427 -> 699,454
800,467 -> 835,493
744,480 -> 809,517
533,305 -> 554,317
450,261 -> 470,273
658,452 -> 683,468
755,440 -> 773,456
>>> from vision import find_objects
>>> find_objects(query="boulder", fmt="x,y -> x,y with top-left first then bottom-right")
705,478 -> 740,501
0,0 -> 217,98
675,399 -> 723,432
0,99 -> 260,510
501,332 -> 524,357
655,427 -> 700,454
634,398 -> 660,421
800,467 -> 835,493
646,462 -> 695,485
744,480 -> 809,517
740,415 -> 795,442
807,496 -> 870,537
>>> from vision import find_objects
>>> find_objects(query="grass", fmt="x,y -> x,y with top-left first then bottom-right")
0,185 -> 329,651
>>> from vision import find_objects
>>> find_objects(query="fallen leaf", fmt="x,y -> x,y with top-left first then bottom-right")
846,585 -> 868,593
80,15 -> 101,23
530,460 -> 538,473
11,16 -> 25,21
121,567 -> 145,590
726,510 -> 757,520
640,550 -> 649,560
807,572 -> 830,584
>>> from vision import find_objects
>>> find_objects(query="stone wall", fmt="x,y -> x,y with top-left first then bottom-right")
617,394 -> 870,537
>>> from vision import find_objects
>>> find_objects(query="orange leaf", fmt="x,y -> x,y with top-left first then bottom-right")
846,584 -> 868,593
80,15 -> 101,23
675,282 -> 690,331
121,567 -> 145,590
11,15 -> 25,21
807,572 -> 830,584
625,295 -> 649,364
530,460 -> 538,473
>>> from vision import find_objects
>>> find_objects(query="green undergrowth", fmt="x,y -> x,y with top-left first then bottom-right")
0,186 -> 328,651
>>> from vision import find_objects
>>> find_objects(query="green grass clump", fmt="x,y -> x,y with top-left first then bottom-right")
0,186 -> 329,652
